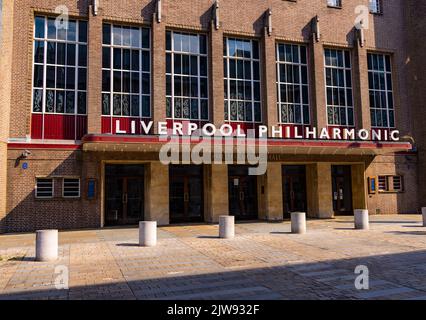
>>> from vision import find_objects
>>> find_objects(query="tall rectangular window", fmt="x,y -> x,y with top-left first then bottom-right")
368,53 -> 394,128
102,24 -> 151,118
324,48 -> 354,126
276,43 -> 310,125
166,31 -> 209,121
224,38 -> 261,123
32,16 -> 88,116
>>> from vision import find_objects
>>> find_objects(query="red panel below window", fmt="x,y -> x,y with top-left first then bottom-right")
31,114 -> 43,139
76,115 -> 88,140
31,114 -> 87,141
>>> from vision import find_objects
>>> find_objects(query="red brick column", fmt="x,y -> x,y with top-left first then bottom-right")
263,28 -> 278,132
354,43 -> 371,130
210,21 -> 224,126
0,0 -> 14,232
311,38 -> 327,129
87,6 -> 103,134
152,14 -> 166,134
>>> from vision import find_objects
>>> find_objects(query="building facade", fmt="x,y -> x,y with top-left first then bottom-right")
0,0 -> 422,233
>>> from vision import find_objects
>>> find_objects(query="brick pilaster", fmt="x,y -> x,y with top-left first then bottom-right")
311,38 -> 327,129
0,0 -> 14,232
87,6 -> 103,134
210,21 -> 224,126
262,28 -> 278,132
354,42 -> 371,131
152,13 -> 166,134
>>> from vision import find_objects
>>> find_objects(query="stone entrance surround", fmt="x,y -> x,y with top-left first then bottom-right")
1,215 -> 426,300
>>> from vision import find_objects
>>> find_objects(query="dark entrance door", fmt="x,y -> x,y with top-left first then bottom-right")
332,165 -> 353,215
228,166 -> 258,220
170,165 -> 204,223
283,165 -> 307,218
105,165 -> 145,226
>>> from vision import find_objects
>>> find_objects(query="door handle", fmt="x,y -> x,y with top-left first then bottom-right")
184,193 -> 189,202
239,191 -> 245,201
123,193 -> 128,204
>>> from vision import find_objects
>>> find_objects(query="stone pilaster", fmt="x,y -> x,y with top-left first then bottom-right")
146,162 -> 169,225
351,163 -> 367,210
306,163 -> 333,218
208,164 -> 229,223
264,163 -> 283,221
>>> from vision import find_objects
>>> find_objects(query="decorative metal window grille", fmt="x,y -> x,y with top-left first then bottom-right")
32,16 -> 88,115
102,24 -> 151,118
276,43 -> 310,125
324,48 -> 354,126
368,53 -> 395,128
166,31 -> 209,120
224,38 -> 262,123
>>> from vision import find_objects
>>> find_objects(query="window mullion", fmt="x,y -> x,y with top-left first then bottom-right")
109,45 -> 113,117
171,35 -> 175,120
383,57 -> 390,128
251,41 -> 255,123
197,54 -> 201,121
139,43 -> 142,118
298,46 -> 303,124
343,52 -> 348,126
226,45 -> 230,122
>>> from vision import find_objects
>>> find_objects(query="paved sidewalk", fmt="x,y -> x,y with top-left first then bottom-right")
1,215 -> 426,300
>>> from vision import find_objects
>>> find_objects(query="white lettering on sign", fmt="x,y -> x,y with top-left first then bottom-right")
112,120 -> 401,142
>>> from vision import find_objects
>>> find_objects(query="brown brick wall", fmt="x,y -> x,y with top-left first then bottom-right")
0,0 -> 14,232
2,0 -> 423,232
406,1 -> 426,208
4,149 -> 100,233
8,0 -> 414,139
366,154 -> 418,215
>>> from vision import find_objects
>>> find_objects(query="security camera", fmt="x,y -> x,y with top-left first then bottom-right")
21,150 -> 32,158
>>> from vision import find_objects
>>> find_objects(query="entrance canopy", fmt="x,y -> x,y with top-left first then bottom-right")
82,134 -> 412,156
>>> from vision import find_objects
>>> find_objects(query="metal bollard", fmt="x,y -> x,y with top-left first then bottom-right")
219,215 -> 235,239
36,230 -> 58,262
139,221 -> 157,247
291,212 -> 306,234
354,209 -> 369,230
